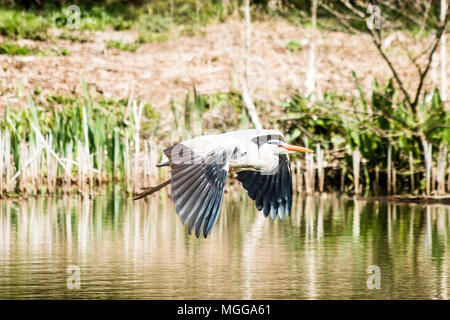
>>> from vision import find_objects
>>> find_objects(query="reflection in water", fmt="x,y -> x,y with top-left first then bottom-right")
0,192 -> 449,299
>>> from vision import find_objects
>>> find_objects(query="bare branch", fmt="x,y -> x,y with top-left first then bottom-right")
411,14 -> 449,111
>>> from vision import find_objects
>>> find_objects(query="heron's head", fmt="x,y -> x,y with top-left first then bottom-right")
264,139 -> 313,155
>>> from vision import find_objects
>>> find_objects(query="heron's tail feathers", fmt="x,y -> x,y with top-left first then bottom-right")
156,160 -> 170,167
132,179 -> 171,200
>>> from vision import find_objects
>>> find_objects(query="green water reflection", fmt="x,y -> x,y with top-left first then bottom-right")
0,191 -> 449,299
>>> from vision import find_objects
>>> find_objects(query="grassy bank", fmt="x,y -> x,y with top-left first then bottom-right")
1,79 -> 449,198
0,83 -> 248,197
1,1 -> 449,198
0,0 -> 237,45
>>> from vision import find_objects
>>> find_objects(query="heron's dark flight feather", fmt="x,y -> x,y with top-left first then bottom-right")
164,145 -> 233,238
237,154 -> 292,220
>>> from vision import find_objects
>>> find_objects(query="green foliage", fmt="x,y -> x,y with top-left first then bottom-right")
137,31 -> 170,43
286,39 -> 302,52
58,31 -> 91,43
1,85 -> 160,180
0,41 -> 38,55
106,39 -> 140,52
280,75 -> 449,193
0,41 -> 70,56
0,0 -> 232,41
0,9 -> 50,40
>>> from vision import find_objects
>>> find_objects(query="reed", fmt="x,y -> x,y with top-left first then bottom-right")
0,88 -> 162,198
1,83 -> 449,198
423,140 -> 433,196
409,151 -> 415,192
304,138 -> 315,194
436,146 -> 447,195
316,144 -> 324,192
352,148 -> 361,194
295,160 -> 303,194
387,144 -> 392,195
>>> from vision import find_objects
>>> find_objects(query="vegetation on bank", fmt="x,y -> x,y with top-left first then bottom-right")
0,0 -> 233,45
282,78 -> 449,196
0,41 -> 70,56
0,84 -> 249,197
0,1 -> 449,198
0,80 -> 449,198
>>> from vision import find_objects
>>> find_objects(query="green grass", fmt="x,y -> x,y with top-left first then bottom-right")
278,76 -> 450,194
0,1 -> 229,41
0,41 -> 70,56
0,41 -> 39,55
58,31 -> 91,43
106,39 -> 140,52
286,39 -> 302,52
1,83 -> 161,186
137,31 -> 170,44
0,9 -> 50,40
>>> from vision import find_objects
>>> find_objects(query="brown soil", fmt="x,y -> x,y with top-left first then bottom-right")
1,18 -> 448,111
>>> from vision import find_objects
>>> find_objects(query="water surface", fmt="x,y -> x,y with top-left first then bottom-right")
0,191 -> 449,299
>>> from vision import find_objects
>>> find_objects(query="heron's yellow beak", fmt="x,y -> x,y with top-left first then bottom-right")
280,143 -> 313,153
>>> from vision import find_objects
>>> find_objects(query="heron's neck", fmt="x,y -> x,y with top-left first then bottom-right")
257,149 -> 279,172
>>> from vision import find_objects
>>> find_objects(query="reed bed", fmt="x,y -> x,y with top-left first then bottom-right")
284,75 -> 450,197
0,90 -> 161,198
291,142 -> 450,197
1,83 -> 449,199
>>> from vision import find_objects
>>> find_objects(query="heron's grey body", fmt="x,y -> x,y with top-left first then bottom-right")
160,129 -> 293,238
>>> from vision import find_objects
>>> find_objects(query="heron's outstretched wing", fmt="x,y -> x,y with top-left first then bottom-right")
237,154 -> 292,220
164,145 -> 234,238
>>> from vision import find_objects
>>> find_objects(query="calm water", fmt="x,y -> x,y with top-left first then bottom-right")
0,190 -> 449,299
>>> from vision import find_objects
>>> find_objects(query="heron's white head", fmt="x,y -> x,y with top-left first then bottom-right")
263,139 -> 313,155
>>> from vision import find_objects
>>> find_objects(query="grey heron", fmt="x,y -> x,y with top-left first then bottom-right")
133,129 -> 313,238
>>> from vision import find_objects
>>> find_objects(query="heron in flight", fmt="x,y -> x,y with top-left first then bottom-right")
133,129 -> 312,238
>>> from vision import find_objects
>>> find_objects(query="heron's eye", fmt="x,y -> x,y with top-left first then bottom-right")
266,140 -> 281,145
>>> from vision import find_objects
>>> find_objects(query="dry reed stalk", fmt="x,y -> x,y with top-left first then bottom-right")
392,167 -> 397,194
291,161 -> 297,193
87,152 -> 94,194
302,138 -> 314,194
18,141 -> 28,193
45,134 -> 58,194
316,144 -> 324,192
352,148 -> 361,194
0,130 -> 9,195
423,140 -> 433,195
96,146 -> 104,186
75,140 -> 95,194
295,160 -> 303,194
149,136 -> 159,183
63,141 -> 73,193
76,140 -> 86,192
32,141 -> 41,195
436,146 -> 447,195
132,101 -> 144,193
387,144 -> 392,194
123,133 -> 131,194
409,151 -> 415,192
18,140 -> 42,195
143,141 -> 151,187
